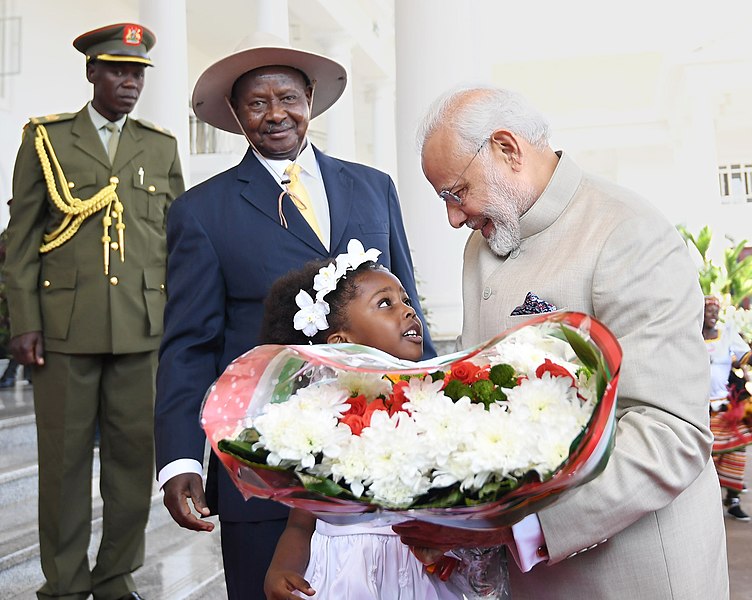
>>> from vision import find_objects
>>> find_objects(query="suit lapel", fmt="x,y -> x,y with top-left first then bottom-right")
315,147 -> 353,252
71,108 -> 110,169
237,148 -> 326,255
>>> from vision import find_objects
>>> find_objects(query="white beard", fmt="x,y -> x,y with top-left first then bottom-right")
477,167 -> 536,257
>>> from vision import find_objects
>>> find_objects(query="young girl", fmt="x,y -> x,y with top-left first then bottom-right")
259,248 -> 462,600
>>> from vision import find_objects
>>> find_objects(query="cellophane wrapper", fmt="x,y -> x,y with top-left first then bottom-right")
201,311 -> 622,597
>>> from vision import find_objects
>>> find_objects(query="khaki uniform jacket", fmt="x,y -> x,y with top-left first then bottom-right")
4,106 -> 185,354
460,153 -> 728,599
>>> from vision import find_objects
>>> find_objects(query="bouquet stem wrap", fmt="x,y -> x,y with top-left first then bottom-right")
201,311 -> 621,530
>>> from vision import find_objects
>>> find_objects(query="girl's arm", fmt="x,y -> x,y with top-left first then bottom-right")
264,508 -> 317,599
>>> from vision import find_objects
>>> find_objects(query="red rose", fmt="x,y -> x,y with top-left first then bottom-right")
449,361 -> 481,384
341,413 -> 367,436
535,359 -> 575,386
364,398 -> 388,423
387,381 -> 409,415
345,394 -> 368,416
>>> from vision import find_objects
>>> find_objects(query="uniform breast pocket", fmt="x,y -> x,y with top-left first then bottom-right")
39,268 -> 78,340
132,173 -> 170,225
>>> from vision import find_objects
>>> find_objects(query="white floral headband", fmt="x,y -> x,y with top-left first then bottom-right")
293,239 -> 382,338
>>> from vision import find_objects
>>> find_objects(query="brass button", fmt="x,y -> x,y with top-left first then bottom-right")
109,176 -> 119,185
109,276 -> 119,286
159,284 -> 165,290
110,242 -> 119,251
111,211 -> 118,218
43,280 -> 51,287
67,181 -> 75,188
147,185 -> 156,193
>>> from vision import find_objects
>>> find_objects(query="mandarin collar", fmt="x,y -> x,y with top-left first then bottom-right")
519,151 -> 582,240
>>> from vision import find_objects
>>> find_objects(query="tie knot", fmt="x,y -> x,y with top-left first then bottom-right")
104,122 -> 118,133
285,163 -> 302,180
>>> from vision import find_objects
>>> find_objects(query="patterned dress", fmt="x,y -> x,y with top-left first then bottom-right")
706,324 -> 752,490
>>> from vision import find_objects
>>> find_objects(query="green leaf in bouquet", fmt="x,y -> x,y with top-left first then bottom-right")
410,484 -> 466,509
489,363 -> 517,388
218,437 -> 271,467
559,325 -> 599,372
296,472 -> 355,499
235,427 -> 261,445
463,477 -> 520,506
270,357 -> 308,404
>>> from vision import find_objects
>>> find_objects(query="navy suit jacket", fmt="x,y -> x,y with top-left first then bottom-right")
155,145 -> 434,521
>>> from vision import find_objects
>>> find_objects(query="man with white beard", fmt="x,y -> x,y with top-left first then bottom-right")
394,86 -> 729,600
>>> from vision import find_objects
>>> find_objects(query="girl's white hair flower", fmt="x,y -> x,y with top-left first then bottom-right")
293,290 -> 330,338
335,239 -> 382,277
313,262 -> 339,300
295,239 -> 382,337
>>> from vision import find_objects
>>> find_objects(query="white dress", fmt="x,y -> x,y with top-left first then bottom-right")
303,520 -> 465,599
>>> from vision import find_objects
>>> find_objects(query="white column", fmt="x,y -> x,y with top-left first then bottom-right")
669,64 -> 721,235
257,0 -> 289,40
138,0 -> 191,185
369,79 -> 398,183
395,1 -> 493,339
320,35 -> 357,160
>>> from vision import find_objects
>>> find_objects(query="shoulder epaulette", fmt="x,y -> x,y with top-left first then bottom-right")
29,112 -> 77,126
133,117 -> 175,137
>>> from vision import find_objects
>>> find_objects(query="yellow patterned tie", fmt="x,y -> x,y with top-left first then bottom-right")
284,163 -> 323,243
104,122 -> 120,164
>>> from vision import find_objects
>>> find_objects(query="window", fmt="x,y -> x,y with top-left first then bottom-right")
718,163 -> 752,204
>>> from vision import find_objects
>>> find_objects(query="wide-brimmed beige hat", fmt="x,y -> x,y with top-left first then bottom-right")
192,32 -> 347,134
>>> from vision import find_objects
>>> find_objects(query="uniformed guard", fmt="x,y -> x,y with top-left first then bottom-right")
3,22 -> 185,600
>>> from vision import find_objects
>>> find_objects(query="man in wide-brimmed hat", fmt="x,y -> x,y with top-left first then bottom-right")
153,32 -> 434,599
5,22 -> 184,600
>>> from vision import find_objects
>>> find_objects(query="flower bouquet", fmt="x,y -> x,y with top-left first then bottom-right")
202,312 -> 620,520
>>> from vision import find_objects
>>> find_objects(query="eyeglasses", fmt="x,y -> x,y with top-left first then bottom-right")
438,138 -> 488,205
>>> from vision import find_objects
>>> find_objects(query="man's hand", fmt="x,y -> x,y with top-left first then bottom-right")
162,472 -> 215,532
10,331 -> 44,366
393,520 -> 513,553
264,569 -> 315,600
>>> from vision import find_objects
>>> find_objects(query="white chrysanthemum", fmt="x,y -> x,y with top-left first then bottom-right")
292,383 -> 350,414
253,384 -> 350,469
488,327 -> 579,377
412,395 -> 476,469
356,411 -> 433,507
336,371 -> 392,400
402,375 -> 446,410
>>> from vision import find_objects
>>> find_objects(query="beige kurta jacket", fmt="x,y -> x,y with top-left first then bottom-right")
460,153 -> 728,599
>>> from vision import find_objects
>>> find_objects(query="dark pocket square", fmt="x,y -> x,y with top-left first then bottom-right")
510,292 -> 558,315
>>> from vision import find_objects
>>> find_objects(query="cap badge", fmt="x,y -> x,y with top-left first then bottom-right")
123,25 -> 143,46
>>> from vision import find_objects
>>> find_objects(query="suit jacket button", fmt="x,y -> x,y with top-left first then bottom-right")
109,276 -> 119,286
482,286 -> 492,300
